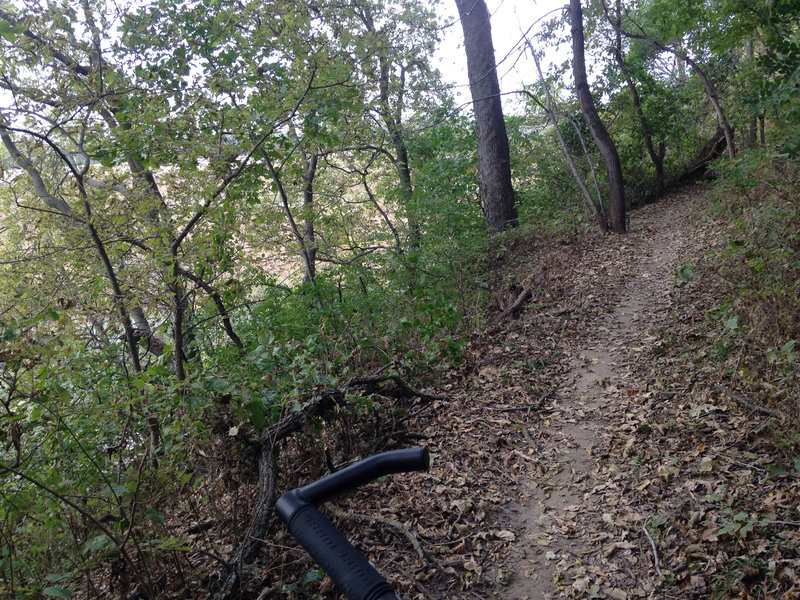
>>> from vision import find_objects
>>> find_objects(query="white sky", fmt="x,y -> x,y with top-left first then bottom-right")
435,0 -> 571,112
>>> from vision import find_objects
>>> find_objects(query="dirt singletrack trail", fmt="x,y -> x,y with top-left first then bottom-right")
486,190 -> 712,599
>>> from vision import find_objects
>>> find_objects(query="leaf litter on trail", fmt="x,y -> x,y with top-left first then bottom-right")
276,189 -> 798,600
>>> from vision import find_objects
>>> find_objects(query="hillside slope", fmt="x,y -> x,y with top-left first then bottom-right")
368,186 -> 800,600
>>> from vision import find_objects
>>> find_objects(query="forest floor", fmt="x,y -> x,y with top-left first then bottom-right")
349,185 -> 799,600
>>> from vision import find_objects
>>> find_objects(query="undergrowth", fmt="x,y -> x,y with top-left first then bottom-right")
706,150 -> 800,421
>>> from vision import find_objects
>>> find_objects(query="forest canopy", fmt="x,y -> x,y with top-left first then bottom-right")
1,0 -> 798,597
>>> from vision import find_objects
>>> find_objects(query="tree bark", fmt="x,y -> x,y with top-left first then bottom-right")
612,0 -> 665,196
745,40 -> 758,148
358,5 -> 420,249
301,152 -> 318,285
521,37 -> 607,232
570,0 -> 626,233
681,51 -> 736,158
454,0 -> 517,234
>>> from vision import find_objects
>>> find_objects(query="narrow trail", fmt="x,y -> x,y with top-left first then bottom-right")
337,186 -> 795,600
495,193 -> 707,599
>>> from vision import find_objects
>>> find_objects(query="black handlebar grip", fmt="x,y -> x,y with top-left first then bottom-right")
300,447 -> 430,505
285,503 -> 395,600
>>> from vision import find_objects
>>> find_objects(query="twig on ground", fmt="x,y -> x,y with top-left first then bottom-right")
520,426 -> 536,448
326,504 -> 429,565
642,520 -> 663,579
511,449 -> 537,463
491,405 -> 539,412
495,287 -> 533,322
712,383 -> 783,419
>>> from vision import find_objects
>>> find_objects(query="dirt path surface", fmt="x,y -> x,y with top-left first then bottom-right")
407,189 -> 716,599
339,187 -> 798,600
426,186 -> 798,600
496,193 -> 704,599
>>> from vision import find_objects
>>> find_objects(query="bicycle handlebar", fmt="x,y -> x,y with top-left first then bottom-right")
276,447 -> 430,600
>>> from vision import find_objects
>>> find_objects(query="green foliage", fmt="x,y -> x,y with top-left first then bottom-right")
706,150 -> 800,411
676,262 -> 695,282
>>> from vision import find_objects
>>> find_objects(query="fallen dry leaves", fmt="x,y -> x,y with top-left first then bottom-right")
219,186 -> 798,600
325,187 -> 799,600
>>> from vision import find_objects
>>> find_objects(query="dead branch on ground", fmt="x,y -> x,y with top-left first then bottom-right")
211,369 -> 439,599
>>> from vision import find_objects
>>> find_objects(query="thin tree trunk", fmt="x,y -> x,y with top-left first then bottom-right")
1,128 -> 143,372
612,0 -> 664,195
613,12 -> 736,158
745,40 -> 758,148
682,52 -> 736,158
521,37 -> 607,232
358,5 -> 420,249
263,151 -> 318,286
455,0 -> 517,234
570,0 -> 626,233
302,155 -> 318,285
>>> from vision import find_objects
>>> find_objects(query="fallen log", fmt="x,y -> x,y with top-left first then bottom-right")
495,287 -> 533,322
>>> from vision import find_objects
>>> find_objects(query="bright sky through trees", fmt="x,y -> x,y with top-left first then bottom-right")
435,0 -> 569,110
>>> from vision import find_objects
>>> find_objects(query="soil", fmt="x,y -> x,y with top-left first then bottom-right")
500,194 -> 698,599
385,186 -> 800,600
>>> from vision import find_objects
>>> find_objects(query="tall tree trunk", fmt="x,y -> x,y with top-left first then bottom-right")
378,62 -> 420,249
682,52 -> 736,158
454,0 -> 517,234
358,4 -> 420,249
570,0 -> 626,233
301,153 -> 318,285
263,151 -> 318,288
745,40 -> 758,148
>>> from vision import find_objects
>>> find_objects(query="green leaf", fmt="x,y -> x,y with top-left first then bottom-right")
769,463 -> 786,475
154,537 -> 190,551
302,568 -> 324,586
676,263 -> 694,282
146,506 -> 167,525
247,399 -> 266,428
208,377 -> 228,392
725,316 -> 739,330
100,484 -> 129,497
43,586 -> 72,597
83,534 -> 113,552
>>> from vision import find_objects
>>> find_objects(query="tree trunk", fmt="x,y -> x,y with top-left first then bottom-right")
302,153 -> 318,285
612,0 -> 664,196
454,0 -> 517,234
522,36 -> 607,232
745,40 -> 758,148
359,4 -> 421,250
682,52 -> 736,158
570,0 -> 626,233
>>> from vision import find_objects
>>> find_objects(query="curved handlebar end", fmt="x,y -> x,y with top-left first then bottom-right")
300,447 -> 430,506
276,448 -> 430,600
